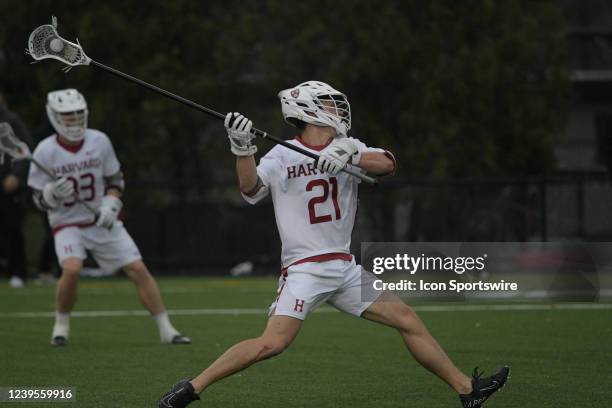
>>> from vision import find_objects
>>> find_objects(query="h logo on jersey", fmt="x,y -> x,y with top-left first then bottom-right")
294,299 -> 305,313
291,88 -> 300,98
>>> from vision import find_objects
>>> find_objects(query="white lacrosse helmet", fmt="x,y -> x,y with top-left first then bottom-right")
46,88 -> 88,142
278,81 -> 351,137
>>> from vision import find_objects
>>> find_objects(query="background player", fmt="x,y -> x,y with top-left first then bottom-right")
28,88 -> 191,346
159,81 -> 509,408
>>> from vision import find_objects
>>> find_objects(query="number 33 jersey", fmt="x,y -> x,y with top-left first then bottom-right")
242,136 -> 392,268
28,129 -> 120,230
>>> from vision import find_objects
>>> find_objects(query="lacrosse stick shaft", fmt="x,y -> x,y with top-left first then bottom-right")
90,60 -> 377,185
30,157 -> 99,217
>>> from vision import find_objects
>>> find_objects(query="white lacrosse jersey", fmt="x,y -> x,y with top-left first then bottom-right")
243,136 -> 390,268
28,129 -> 120,231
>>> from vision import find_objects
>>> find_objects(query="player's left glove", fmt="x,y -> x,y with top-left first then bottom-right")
96,195 -> 122,228
316,138 -> 361,175
225,112 -> 257,157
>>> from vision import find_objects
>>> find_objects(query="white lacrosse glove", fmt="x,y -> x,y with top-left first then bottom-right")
42,177 -> 74,208
225,112 -> 257,157
316,138 -> 361,175
96,195 -> 122,228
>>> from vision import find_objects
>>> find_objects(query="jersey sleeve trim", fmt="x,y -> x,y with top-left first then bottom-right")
382,150 -> 397,177
241,176 -> 265,197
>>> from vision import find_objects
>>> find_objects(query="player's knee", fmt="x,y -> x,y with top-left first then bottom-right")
123,261 -> 150,282
61,258 -> 82,278
258,336 -> 291,359
394,304 -> 421,333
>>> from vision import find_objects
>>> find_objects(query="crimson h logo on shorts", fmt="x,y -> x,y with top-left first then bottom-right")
294,299 -> 305,313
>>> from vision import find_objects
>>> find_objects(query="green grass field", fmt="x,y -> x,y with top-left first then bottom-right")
1,276 -> 611,407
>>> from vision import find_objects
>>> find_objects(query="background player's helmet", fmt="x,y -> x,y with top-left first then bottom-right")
46,88 -> 89,142
278,81 -> 351,137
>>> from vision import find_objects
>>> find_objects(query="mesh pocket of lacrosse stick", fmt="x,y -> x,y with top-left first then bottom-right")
0,122 -> 32,161
27,16 -> 90,68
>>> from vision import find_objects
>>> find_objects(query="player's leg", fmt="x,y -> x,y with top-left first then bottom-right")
51,257 -> 83,346
51,228 -> 87,346
193,314 -> 302,392
122,260 -> 165,314
330,262 -> 471,391
121,259 -> 189,344
362,292 -> 509,407
362,292 -> 472,393
159,265 -> 334,407
56,257 -> 83,313
158,315 -> 302,408
329,261 -> 508,406
87,223 -> 189,344
189,266 -> 333,392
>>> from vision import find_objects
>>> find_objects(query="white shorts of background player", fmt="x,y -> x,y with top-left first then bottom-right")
54,222 -> 141,273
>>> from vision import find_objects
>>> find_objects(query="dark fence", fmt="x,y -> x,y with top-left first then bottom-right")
120,171 -> 612,275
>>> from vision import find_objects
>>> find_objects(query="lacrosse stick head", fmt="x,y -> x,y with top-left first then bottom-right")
27,16 -> 91,68
0,122 -> 32,162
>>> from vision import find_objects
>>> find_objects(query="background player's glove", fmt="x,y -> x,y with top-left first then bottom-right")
316,138 -> 361,175
96,195 -> 122,228
42,177 -> 74,208
225,112 -> 257,157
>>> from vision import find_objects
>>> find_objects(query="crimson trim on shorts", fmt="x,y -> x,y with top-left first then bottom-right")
55,135 -> 85,153
295,136 -> 333,151
280,252 -> 353,276
52,220 -> 96,235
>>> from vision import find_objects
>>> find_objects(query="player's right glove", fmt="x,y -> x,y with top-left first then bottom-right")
225,112 -> 257,157
42,177 -> 74,208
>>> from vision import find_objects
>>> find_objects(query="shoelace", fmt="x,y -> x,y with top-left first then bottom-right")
472,367 -> 485,381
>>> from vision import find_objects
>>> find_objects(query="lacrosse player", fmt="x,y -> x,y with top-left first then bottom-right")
159,81 -> 509,408
27,89 -> 190,347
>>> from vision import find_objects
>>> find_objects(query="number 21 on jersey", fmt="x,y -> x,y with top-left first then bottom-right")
306,177 -> 341,224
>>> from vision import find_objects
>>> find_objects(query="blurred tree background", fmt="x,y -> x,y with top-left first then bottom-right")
0,0 -> 576,269
0,0 -> 569,180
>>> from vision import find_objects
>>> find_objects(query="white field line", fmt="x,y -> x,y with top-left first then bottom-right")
1,303 -> 611,319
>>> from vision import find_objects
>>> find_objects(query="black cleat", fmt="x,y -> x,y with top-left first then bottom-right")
50,336 -> 69,347
158,379 -> 200,408
171,334 -> 192,345
459,366 -> 510,408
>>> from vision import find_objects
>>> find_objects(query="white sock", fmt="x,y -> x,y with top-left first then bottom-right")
52,312 -> 70,339
153,311 -> 179,342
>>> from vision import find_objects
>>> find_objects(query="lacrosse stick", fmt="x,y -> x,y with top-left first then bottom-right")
0,122 -> 99,217
27,17 -> 378,185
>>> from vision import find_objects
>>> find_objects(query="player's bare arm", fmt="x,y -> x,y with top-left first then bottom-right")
357,151 -> 395,176
235,156 -> 258,193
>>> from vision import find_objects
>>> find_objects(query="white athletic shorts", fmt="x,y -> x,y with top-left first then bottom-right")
269,257 -> 382,320
54,222 -> 142,272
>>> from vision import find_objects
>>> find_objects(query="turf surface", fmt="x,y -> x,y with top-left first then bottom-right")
1,276 -> 611,407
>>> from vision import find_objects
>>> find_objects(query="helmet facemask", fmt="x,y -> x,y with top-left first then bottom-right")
313,93 -> 351,136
